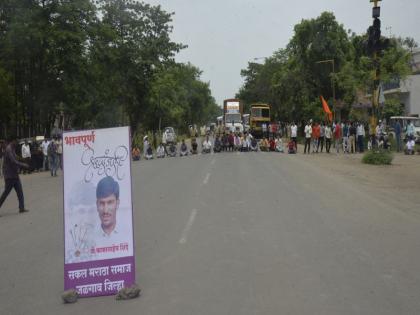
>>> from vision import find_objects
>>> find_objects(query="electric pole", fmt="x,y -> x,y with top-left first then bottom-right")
366,0 -> 389,135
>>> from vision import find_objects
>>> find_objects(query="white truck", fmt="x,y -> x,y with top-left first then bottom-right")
223,99 -> 244,133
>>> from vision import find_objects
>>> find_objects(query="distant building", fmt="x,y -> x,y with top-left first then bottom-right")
382,47 -> 420,116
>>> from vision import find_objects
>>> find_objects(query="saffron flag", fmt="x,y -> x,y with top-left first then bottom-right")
320,96 -> 333,122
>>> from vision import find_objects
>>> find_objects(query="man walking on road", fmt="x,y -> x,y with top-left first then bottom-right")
21,140 -> 31,174
318,122 -> 325,153
304,121 -> 312,154
290,122 -> 298,153
312,122 -> 320,153
325,124 -> 332,153
394,120 -> 402,152
334,122 -> 341,154
48,139 -> 58,177
41,138 -> 50,171
0,137 -> 29,215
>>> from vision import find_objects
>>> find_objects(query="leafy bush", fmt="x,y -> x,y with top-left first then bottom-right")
362,150 -> 394,165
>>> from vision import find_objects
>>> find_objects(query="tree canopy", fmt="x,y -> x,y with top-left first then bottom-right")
237,12 -> 412,123
0,0 -> 219,138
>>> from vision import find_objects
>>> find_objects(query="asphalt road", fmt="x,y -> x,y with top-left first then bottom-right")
0,151 -> 419,314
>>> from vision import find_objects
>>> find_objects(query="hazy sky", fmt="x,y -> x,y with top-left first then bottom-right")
145,0 -> 420,105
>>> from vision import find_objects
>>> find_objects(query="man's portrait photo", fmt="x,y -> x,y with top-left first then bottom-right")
96,176 -> 120,238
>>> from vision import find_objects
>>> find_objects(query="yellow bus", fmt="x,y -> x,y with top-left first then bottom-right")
250,103 -> 271,137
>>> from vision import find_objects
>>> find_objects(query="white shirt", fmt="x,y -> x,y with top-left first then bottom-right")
41,141 -> 50,156
407,140 -> 415,150
325,126 -> 332,139
157,145 -> 165,156
202,140 -> 212,150
304,125 -> 312,138
56,139 -> 63,154
21,144 -> 31,158
357,125 -> 365,136
291,125 -> 298,138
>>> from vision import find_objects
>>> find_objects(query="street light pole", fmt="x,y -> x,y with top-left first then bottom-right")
316,59 -> 336,121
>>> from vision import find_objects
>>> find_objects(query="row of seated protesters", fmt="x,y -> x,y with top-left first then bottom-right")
138,134 -> 298,160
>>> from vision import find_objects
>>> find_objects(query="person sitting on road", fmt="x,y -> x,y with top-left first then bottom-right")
288,140 -> 296,154
132,147 -> 141,161
228,132 -> 235,151
157,143 -> 165,158
168,142 -> 177,157
241,134 -> 249,152
180,139 -> 189,157
405,139 -> 415,155
234,133 -> 241,151
222,133 -> 229,152
260,138 -> 269,152
269,138 -> 276,152
202,136 -> 212,154
143,136 -> 150,158
145,145 -> 154,160
214,136 -> 222,153
191,138 -> 198,155
250,137 -> 258,151
275,137 -> 284,153
246,133 -> 253,148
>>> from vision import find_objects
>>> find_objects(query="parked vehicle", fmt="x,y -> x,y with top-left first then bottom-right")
250,103 -> 271,138
223,99 -> 244,133
388,116 -> 420,143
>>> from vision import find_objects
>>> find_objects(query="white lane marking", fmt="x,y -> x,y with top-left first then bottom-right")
210,158 -> 216,165
203,172 -> 211,185
179,209 -> 197,244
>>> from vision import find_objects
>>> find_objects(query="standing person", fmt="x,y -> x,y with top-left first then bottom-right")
21,140 -> 32,174
290,122 -> 298,153
375,121 -> 382,148
48,138 -> 58,177
334,122 -> 341,153
406,120 -> 415,141
304,121 -> 312,154
342,122 -> 350,153
357,122 -> 365,153
312,122 -> 320,153
318,122 -> 325,153
394,119 -> 402,152
41,138 -> 50,171
234,133 -> 241,151
0,137 -> 29,214
325,124 -> 332,153
349,122 -> 357,153
56,136 -> 63,169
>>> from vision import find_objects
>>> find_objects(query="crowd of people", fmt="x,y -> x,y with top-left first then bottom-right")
134,119 -> 419,160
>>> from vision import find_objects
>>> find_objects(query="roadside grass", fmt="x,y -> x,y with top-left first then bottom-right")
362,150 -> 394,165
